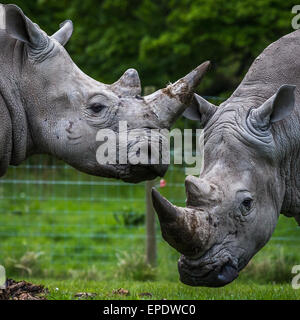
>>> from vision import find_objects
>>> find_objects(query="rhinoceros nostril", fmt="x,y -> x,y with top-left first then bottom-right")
217,264 -> 238,284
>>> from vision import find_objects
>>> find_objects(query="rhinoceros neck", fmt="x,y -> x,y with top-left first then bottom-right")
0,31 -> 32,169
0,92 -> 12,177
223,29 -> 300,109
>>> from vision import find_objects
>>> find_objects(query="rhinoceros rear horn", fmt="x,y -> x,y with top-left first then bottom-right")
5,4 -> 48,49
51,20 -> 73,46
144,61 -> 211,128
111,68 -> 142,97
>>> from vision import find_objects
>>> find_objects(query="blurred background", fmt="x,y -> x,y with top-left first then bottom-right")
0,0 -> 299,296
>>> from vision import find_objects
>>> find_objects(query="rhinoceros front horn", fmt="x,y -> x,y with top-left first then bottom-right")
151,188 -> 211,257
145,61 -> 211,128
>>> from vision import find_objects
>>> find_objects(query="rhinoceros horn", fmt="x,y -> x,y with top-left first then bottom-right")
111,68 -> 142,97
151,188 -> 212,257
145,61 -> 211,128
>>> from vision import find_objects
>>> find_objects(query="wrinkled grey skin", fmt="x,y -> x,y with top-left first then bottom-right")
0,4 -> 209,183
152,29 -> 300,287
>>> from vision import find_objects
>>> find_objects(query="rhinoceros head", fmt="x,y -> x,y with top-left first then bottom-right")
3,4 -> 209,182
152,84 -> 296,286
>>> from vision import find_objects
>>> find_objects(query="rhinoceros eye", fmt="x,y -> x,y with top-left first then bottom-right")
89,103 -> 106,113
240,198 -> 253,214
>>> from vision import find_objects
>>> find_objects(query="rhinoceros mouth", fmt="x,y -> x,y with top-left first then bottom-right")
74,162 -> 167,183
177,246 -> 239,287
120,163 -> 168,183
178,255 -> 239,287
104,160 -> 168,183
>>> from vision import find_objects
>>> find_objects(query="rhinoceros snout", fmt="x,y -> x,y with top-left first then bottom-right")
178,258 -> 238,287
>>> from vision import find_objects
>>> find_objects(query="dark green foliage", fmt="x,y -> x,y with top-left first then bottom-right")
1,0 -> 296,98
113,209 -> 145,226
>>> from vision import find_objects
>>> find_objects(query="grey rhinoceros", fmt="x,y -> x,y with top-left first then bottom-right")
152,29 -> 300,287
0,4 -> 209,183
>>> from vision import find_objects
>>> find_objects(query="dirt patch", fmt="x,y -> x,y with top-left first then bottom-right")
112,288 -> 130,296
161,80 -> 192,104
0,279 -> 48,300
74,292 -> 97,299
139,292 -> 152,298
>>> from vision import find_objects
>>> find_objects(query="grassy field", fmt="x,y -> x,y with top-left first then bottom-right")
13,278 -> 300,300
0,155 -> 300,300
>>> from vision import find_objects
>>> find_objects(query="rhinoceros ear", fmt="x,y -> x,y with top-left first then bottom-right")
51,20 -> 73,46
5,4 -> 48,48
183,94 -> 217,127
251,85 -> 296,129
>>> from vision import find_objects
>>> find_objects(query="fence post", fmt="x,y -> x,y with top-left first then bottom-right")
145,179 -> 157,267
143,86 -> 157,267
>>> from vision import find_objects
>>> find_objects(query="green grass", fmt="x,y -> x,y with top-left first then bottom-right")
17,278 -> 300,300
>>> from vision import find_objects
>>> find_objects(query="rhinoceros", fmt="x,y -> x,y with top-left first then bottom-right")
152,29 -> 300,287
0,4 -> 209,183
